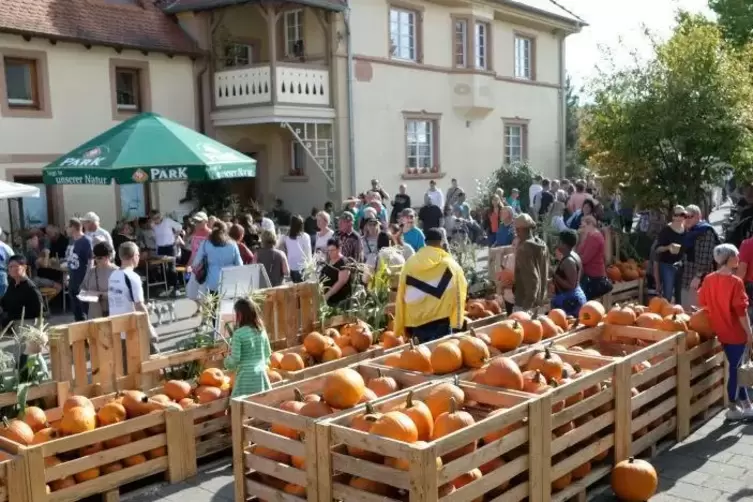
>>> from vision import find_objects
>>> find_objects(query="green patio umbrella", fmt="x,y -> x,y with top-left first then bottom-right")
43,112 -> 255,185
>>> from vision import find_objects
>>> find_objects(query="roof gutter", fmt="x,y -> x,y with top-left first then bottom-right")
164,0 -> 346,14
344,0 -> 356,196
0,27 -> 204,58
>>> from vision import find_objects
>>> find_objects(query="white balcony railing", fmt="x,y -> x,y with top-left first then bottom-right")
214,64 -> 330,108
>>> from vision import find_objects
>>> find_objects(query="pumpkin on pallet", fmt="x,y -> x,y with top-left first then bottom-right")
465,298 -> 503,320
339,380 -> 513,498
602,299 -> 706,347
380,332 -> 492,375
249,368 -> 373,494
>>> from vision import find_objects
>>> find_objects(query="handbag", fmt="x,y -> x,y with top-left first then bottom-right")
194,241 -> 209,285
738,348 -> 753,388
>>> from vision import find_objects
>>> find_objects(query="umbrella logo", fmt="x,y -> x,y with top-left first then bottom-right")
83,146 -> 108,159
132,169 -> 149,183
198,143 -> 243,163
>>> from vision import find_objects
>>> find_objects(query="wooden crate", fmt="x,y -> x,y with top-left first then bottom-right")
548,324 -> 688,458
273,342 -> 403,382
317,380 -> 538,502
602,279 -> 644,309
11,381 -> 195,502
49,313 -> 157,394
231,366 -> 433,502
684,338 -> 725,427
261,282 -> 319,349
0,439 -> 31,502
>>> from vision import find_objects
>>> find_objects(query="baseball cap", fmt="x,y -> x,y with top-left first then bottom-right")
81,212 -> 100,223
672,205 -> 687,216
192,211 -> 209,222
340,211 -> 355,221
364,216 -> 379,225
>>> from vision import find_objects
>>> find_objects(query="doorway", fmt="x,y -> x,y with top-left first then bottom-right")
228,152 -> 258,206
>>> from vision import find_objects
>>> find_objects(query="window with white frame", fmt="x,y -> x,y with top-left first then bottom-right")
453,19 -> 467,67
288,123 -> 334,177
475,22 -> 488,70
224,43 -> 253,67
284,9 -> 304,57
504,124 -> 526,164
514,36 -> 533,79
405,118 -> 437,172
389,8 -> 417,61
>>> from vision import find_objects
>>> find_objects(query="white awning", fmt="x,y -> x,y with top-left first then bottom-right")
0,180 -> 40,200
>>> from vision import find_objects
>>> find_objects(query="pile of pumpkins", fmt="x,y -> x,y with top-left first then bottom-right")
466,348 -> 663,491
267,320 -> 406,382
376,309 -> 574,376
0,368 -> 233,493
465,298 -> 503,321
251,367 -> 408,497
576,297 -> 714,346
606,259 -> 647,282
341,379 -> 525,498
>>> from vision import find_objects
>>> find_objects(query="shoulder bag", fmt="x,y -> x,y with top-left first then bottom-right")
194,241 -> 209,285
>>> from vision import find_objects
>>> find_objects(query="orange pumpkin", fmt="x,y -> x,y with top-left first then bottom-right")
579,301 -> 606,327
424,380 -> 465,418
347,403 -> 383,460
611,457 -> 658,501
393,391 -> 434,441
527,347 -> 564,382
635,312 -> 663,329
104,434 -> 132,449
660,314 -> 688,332
120,390 -> 151,417
521,370 -> 551,394
458,334 -> 490,368
367,369 -> 399,397
430,342 -> 464,374
538,315 -> 562,339
62,396 -> 94,414
196,386 -> 223,404
489,320 -> 524,351
606,265 -> 622,282
482,409 -> 522,445
198,368 -> 225,387
321,344 -> 342,362
369,411 -> 419,443
380,331 -> 404,349
432,398 -> 476,462
484,357 -> 524,390
74,467 -> 101,483
398,339 -> 433,373
164,380 -> 192,401
279,353 -> 306,372
31,427 -> 58,445
101,463 -> 124,475
342,320 -> 373,352
299,400 -> 333,418
689,309 -> 714,339
97,402 -> 127,426
648,296 -> 670,314
340,346 -> 358,357
22,406 -> 48,432
322,368 -> 365,409
0,418 -> 33,445
605,304 -> 637,326
303,331 -> 332,358
484,298 -> 502,315
548,309 -> 569,330
123,454 -> 148,467
59,407 -> 97,435
268,352 -> 284,369
349,476 -> 389,496
267,369 -> 284,383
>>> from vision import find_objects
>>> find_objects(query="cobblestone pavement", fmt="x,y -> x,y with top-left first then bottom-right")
122,460 -> 234,501
592,411 -> 753,502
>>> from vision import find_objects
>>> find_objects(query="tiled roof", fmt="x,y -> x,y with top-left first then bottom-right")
161,0 -> 346,14
0,0 -> 200,55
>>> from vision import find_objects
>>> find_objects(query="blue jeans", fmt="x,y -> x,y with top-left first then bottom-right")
407,318 -> 451,344
0,271 -> 8,298
723,343 -> 750,403
658,262 -> 679,302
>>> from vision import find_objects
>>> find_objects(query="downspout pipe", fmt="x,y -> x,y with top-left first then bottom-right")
557,30 -> 566,179
344,0 -> 357,196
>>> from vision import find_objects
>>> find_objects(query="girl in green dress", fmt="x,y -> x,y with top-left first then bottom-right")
224,298 -> 272,397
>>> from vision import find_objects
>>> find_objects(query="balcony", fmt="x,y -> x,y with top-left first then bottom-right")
450,72 -> 496,120
214,64 -> 331,108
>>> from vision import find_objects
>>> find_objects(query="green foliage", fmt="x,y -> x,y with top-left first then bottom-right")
473,162 -> 538,211
565,76 -> 586,179
581,13 -> 753,212
708,0 -> 753,46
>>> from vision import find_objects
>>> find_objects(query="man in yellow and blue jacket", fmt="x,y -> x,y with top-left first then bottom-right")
394,228 -> 468,343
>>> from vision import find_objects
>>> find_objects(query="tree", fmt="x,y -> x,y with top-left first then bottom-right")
580,13 -> 753,213
564,75 -> 584,178
709,0 -> 753,46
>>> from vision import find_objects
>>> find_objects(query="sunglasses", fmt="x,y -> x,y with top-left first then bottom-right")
673,213 -> 686,218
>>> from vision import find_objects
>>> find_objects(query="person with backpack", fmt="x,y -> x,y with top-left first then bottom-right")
680,204 -> 721,310
108,241 -> 159,372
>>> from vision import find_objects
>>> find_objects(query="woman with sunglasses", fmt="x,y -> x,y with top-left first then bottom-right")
80,242 -> 118,318
653,205 -> 687,303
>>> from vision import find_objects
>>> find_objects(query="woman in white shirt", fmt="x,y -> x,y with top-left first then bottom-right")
280,215 -> 312,283
314,211 -> 334,257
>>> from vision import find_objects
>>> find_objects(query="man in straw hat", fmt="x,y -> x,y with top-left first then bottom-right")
513,213 -> 549,313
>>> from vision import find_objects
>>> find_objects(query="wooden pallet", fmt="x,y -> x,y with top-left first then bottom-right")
6,381 -> 194,502
601,279 -> 644,309
49,313 -> 157,394
231,367 -> 433,502
685,338 -> 725,425
0,441 -> 29,502
317,380 -> 536,502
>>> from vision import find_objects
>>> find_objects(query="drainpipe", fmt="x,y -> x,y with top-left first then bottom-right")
557,30 -> 567,179
344,1 -> 357,196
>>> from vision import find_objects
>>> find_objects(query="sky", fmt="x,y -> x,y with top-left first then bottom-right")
559,0 -> 713,92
